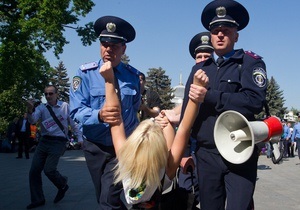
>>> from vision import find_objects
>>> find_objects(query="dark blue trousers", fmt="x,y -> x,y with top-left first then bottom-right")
196,147 -> 258,210
83,140 -> 126,210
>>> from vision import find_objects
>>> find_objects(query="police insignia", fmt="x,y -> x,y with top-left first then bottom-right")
201,35 -> 209,44
72,76 -> 81,92
252,68 -> 267,87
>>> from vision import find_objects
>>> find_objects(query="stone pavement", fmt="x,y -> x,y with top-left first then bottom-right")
0,150 -> 299,210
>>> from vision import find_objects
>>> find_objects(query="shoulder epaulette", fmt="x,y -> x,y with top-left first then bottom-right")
124,63 -> 141,76
80,61 -> 98,71
244,50 -> 263,59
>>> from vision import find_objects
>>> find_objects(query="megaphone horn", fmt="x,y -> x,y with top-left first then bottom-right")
214,110 -> 283,164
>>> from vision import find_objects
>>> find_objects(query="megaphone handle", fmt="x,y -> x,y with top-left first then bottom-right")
190,169 -> 195,195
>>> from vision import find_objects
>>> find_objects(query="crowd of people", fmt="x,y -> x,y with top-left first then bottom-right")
2,0 -> 300,210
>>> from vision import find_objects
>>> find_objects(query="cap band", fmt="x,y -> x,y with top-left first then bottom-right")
209,19 -> 239,28
194,45 -> 214,53
99,34 -> 127,42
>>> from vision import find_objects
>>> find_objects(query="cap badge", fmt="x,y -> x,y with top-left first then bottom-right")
201,35 -> 209,44
216,6 -> 226,18
106,22 -> 116,33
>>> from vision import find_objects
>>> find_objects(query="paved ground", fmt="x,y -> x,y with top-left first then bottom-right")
0,149 -> 299,210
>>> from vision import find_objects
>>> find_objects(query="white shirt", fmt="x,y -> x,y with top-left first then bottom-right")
28,100 -> 83,142
123,168 -> 172,205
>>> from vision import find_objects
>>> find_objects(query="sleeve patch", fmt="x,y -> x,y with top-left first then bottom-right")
72,76 -> 82,92
252,67 -> 267,88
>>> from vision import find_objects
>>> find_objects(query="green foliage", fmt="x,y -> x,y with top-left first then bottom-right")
256,76 -> 286,119
0,0 -> 96,134
290,108 -> 300,116
0,86 -> 24,132
146,67 -> 174,110
49,61 -> 70,103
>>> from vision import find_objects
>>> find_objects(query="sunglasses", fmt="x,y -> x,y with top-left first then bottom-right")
44,92 -> 55,96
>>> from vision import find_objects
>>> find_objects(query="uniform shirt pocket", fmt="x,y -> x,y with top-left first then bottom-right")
90,87 -> 105,109
218,76 -> 242,93
121,86 -> 137,110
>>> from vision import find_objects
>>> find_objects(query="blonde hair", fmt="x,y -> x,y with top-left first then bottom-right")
114,119 -> 168,190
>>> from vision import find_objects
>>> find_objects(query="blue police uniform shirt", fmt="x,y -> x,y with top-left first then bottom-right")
181,49 -> 267,153
281,124 -> 291,139
291,122 -> 300,143
69,60 -> 141,146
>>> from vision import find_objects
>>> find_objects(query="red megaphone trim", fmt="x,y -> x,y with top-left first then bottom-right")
263,117 -> 283,141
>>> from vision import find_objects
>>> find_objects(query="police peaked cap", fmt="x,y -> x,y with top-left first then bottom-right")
94,16 -> 136,43
201,0 -> 249,31
189,32 -> 214,59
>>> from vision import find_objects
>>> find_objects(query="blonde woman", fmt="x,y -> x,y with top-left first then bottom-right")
100,61 -> 208,209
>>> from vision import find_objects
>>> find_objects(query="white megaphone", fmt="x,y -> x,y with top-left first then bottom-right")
214,110 -> 283,164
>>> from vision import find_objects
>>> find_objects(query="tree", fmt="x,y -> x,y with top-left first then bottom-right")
257,76 -> 286,119
0,0 -> 96,132
146,67 -> 174,110
49,61 -> 70,103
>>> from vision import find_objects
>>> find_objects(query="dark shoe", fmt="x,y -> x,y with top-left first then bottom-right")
26,200 -> 45,209
26,157 -> 30,159
54,184 -> 69,203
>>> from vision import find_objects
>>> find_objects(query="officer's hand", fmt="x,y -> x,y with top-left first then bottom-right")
180,156 -> 195,174
164,109 -> 180,125
154,110 -> 170,129
189,84 -> 207,103
99,104 -> 121,125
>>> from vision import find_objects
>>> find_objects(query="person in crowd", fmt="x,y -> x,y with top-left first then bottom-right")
281,120 -> 292,158
180,1 -> 267,209
286,122 -> 294,157
99,60 -> 208,209
291,115 -> 300,161
156,31 -> 214,210
15,113 -> 31,159
156,31 -> 214,127
69,16 -> 140,209
6,117 -> 19,153
29,124 -> 38,152
25,85 -> 83,209
138,72 -> 162,121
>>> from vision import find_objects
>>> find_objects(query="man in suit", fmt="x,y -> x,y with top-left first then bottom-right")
16,113 -> 31,159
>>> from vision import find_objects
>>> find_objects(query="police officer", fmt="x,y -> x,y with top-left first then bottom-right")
70,16 -> 140,210
189,31 -> 214,63
156,32 -> 214,126
176,31 -> 214,210
291,115 -> 300,161
180,1 -> 267,209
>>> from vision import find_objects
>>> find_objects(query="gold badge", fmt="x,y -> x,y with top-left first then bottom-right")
106,22 -> 116,33
216,6 -> 226,17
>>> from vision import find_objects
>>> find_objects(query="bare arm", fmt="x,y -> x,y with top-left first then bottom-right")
166,69 -> 208,179
99,61 -> 126,156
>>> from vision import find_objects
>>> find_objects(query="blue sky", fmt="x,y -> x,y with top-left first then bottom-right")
46,0 -> 300,110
